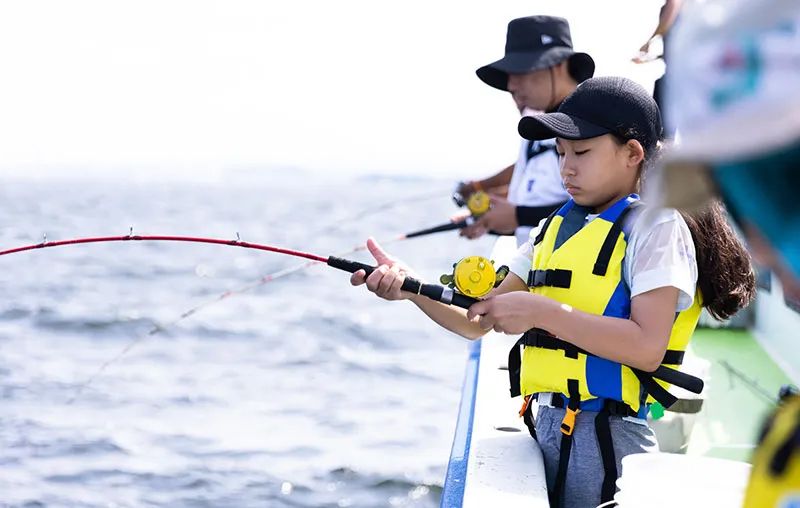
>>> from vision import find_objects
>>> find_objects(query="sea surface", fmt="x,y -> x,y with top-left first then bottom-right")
0,171 -> 496,508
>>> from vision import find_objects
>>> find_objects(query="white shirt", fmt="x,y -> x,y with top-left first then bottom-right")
507,137 -> 570,247
506,206 -> 698,312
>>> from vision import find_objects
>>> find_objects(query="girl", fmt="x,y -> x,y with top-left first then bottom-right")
351,76 -> 754,508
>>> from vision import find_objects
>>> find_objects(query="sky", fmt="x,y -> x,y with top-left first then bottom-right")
0,1 -> 664,179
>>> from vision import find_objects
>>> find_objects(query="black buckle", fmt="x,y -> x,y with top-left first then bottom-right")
527,269 -> 572,288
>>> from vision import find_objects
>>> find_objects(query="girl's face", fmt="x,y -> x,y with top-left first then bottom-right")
556,134 -> 644,212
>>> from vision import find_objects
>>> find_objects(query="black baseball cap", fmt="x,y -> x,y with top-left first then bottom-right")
518,76 -> 663,152
476,16 -> 595,91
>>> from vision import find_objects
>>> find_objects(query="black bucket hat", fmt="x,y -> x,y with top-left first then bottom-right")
476,16 -> 595,91
518,76 -> 664,153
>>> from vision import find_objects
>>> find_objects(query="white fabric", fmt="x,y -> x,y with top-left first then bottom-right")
507,137 -> 569,246
506,205 -> 698,312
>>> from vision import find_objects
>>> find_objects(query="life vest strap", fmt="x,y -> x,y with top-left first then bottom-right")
518,395 -> 538,440
533,209 -> 559,246
560,381 -> 581,437
536,392 -> 640,418
523,328 -> 687,368
592,201 -> 641,276
551,380 -> 582,508
519,328 -> 704,406
633,369 -> 679,408
522,328 -> 581,359
527,268 -> 572,288
662,349 -> 685,365
508,336 -> 524,398
595,406 -> 618,504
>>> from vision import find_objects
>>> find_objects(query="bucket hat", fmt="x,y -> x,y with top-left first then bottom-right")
476,16 -> 595,91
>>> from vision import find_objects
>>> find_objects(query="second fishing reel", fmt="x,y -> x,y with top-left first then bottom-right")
439,256 -> 509,298
452,185 -> 492,218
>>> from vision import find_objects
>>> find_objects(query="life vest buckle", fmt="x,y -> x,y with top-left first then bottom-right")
519,394 -> 532,418
560,407 -> 580,436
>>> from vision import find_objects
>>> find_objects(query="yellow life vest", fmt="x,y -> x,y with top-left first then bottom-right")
517,195 -> 703,416
743,392 -> 800,507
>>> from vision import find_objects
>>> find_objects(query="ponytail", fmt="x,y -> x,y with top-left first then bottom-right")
680,201 -> 756,320
616,135 -> 756,320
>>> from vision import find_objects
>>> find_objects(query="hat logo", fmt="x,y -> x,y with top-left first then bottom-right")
541,34 -> 553,45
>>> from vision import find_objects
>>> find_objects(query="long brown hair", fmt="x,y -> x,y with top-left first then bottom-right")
619,135 -> 756,319
680,201 -> 756,320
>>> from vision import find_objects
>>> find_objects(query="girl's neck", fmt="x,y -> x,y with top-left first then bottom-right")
592,190 -> 634,214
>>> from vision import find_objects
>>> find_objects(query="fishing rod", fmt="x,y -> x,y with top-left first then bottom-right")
720,360 -> 779,406
400,217 -> 472,239
6,186 -> 459,399
66,236 -> 408,402
404,190 -> 510,239
64,215 -> 474,399
0,233 -> 480,309
18,187 -> 480,397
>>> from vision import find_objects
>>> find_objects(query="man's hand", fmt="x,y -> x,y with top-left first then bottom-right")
458,196 -> 518,240
477,196 -> 518,234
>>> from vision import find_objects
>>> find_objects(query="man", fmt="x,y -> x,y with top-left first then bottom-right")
456,16 -> 595,247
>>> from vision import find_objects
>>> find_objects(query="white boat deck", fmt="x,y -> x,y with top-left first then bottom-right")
441,236 -> 548,507
461,332 -> 548,507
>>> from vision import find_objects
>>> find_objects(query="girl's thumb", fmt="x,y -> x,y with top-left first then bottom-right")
366,237 -> 393,265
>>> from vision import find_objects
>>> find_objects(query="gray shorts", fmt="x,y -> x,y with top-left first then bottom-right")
535,404 -> 659,508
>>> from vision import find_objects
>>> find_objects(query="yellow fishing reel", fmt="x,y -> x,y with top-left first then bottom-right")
466,191 -> 491,217
439,256 -> 509,298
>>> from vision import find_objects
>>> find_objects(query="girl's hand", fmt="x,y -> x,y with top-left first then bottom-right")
466,291 -> 551,334
349,237 -> 417,301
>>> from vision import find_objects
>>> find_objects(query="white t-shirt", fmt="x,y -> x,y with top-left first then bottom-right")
507,137 -> 570,247
506,206 -> 698,312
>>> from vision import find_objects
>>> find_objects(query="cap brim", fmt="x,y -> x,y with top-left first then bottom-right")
476,47 -> 576,91
518,113 -> 609,141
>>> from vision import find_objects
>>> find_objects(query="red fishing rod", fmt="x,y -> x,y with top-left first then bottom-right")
0,233 -> 480,309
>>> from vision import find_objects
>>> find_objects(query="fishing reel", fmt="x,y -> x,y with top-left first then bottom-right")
439,256 -> 509,298
452,183 -> 492,218
466,191 -> 491,217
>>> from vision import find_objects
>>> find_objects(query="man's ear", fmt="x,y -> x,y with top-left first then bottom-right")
554,60 -> 571,79
626,139 -> 646,168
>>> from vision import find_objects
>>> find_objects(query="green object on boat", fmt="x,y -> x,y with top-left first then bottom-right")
650,401 -> 665,420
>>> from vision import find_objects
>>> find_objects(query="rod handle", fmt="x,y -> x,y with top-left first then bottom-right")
327,256 -> 479,310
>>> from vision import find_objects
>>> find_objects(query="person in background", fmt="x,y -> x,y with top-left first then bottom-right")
455,16 -> 594,247
658,1 -> 800,504
632,0 -> 683,116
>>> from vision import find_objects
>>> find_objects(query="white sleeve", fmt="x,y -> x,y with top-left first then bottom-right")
626,209 -> 698,312
506,218 -> 548,283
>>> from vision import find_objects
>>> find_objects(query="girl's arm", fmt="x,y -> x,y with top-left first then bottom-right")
468,287 -> 678,372
350,238 -> 529,340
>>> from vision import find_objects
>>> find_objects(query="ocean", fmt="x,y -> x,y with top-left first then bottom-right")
0,171 -> 497,507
